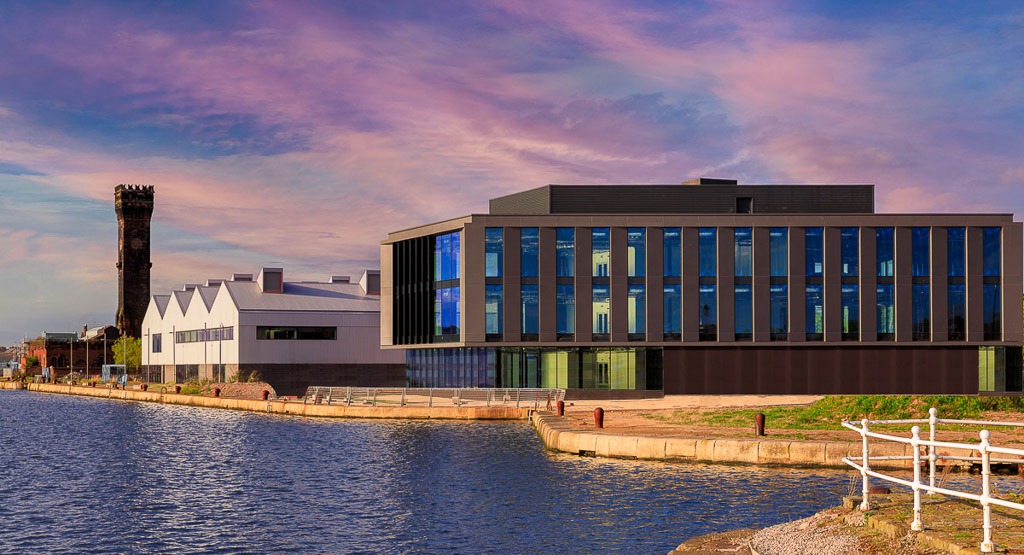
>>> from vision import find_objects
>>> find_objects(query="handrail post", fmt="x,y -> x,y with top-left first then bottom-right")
928,407 -> 938,494
861,419 -> 871,511
980,430 -> 994,553
428,388 -> 433,408
911,425 -> 923,531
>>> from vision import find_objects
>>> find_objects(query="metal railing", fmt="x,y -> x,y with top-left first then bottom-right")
843,407 -> 1024,552
302,387 -> 565,409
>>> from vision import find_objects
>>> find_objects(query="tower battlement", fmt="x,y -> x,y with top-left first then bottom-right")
115,184 -> 155,220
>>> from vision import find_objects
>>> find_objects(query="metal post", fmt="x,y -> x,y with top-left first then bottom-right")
428,388 -> 433,408
401,389 -> 406,406
86,333 -> 89,381
911,425 -> 923,531
980,430 -> 994,553
928,407 -> 938,494
860,418 -> 871,511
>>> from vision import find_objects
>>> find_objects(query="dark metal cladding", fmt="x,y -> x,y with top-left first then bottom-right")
115,184 -> 154,339
490,183 -> 874,215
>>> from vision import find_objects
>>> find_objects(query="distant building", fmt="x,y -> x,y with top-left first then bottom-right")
381,179 -> 1023,397
21,327 -> 118,378
140,267 -> 406,395
115,184 -> 154,338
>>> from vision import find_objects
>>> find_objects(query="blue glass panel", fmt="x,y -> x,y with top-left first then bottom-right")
452,233 -> 460,281
948,284 -> 965,339
434,235 -> 442,279
770,284 -> 788,335
628,228 -> 646,277
947,227 -> 965,277
521,284 -> 539,334
593,284 -> 610,334
912,284 -> 929,340
698,284 -> 717,337
841,227 -> 859,277
521,228 -> 538,277
699,228 -> 717,277
734,227 -> 752,277
805,227 -> 823,276
912,227 -> 929,277
434,289 -> 442,335
663,284 -> 681,335
628,284 -> 645,334
983,227 -> 1001,277
734,284 -> 752,335
485,228 -> 503,277
876,227 -> 894,277
876,284 -> 894,335
984,283 -> 1001,339
485,285 -> 502,334
663,228 -> 681,277
769,228 -> 788,277
556,228 -> 575,277
842,284 -> 859,337
557,284 -> 575,334
806,284 -> 824,334
592,228 -> 610,277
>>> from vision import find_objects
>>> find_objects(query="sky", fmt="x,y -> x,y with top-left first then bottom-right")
1,1 -> 1023,346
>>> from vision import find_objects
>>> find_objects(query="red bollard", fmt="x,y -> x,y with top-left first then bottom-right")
213,387 -> 221,398
174,385 -> 181,394
140,383 -> 148,391
557,400 -> 565,416
754,413 -> 766,436
261,390 -> 270,401
594,407 -> 604,429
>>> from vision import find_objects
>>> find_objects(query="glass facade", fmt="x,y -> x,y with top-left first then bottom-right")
521,227 -> 539,277
699,284 -> 717,340
769,228 -> 787,277
983,227 -> 1001,277
984,283 -> 1001,340
698,228 -> 716,277
557,284 -> 575,335
628,228 -> 646,277
876,284 -> 894,339
978,346 -> 1023,393
770,284 -> 787,338
734,284 -> 752,340
841,227 -> 859,276
592,228 -> 610,277
485,285 -> 502,335
806,284 -> 824,339
435,231 -> 460,281
434,287 -> 460,336
948,283 -> 966,341
593,284 -> 610,335
876,227 -> 894,277
485,227 -> 502,277
842,284 -> 859,340
664,284 -> 681,337
734,227 -> 752,277
521,285 -> 538,335
663,228 -> 681,277
912,284 -> 930,341
556,228 -> 575,277
947,227 -> 965,277
805,227 -> 823,276
627,284 -> 646,335
407,348 -> 497,389
912,227 -> 929,277
434,231 -> 461,340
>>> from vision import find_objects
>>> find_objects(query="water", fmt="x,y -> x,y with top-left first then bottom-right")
0,390 -> 853,554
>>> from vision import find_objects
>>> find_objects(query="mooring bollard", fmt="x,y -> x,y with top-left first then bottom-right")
140,383 -> 148,392
594,407 -> 604,429
754,413 -> 766,436
213,387 -> 221,398
174,385 -> 181,394
261,390 -> 270,401
557,400 -> 565,416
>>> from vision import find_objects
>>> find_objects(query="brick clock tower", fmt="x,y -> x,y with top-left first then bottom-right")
115,184 -> 154,339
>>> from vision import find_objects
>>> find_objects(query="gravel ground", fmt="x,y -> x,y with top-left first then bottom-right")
749,511 -> 863,554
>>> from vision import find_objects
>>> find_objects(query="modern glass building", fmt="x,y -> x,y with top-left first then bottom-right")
382,179 -> 1023,398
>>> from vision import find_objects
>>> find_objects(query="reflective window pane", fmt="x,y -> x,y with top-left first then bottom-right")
628,228 -> 646,277
983,227 -> 1001,277
734,284 -> 752,338
769,228 -> 788,277
699,284 -> 717,339
628,284 -> 646,334
806,284 -> 824,337
876,284 -> 894,337
485,284 -> 502,335
663,228 -> 681,277
947,227 -> 965,277
876,227 -> 894,277
912,283 -> 930,340
805,227 -> 823,276
699,228 -> 717,277
557,284 -> 575,334
770,284 -> 788,337
734,227 -> 752,277
948,284 -> 965,340
984,283 -> 1001,340
663,284 -> 681,336
556,228 -> 575,277
593,284 -> 610,334
521,228 -> 538,277
842,284 -> 859,339
592,228 -> 610,277
841,227 -> 859,277
485,228 -> 503,277
521,284 -> 538,334
912,227 -> 929,277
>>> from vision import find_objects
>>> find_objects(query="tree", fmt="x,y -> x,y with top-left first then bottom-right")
112,336 -> 141,372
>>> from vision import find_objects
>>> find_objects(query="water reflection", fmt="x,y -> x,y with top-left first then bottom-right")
1,391 -> 854,554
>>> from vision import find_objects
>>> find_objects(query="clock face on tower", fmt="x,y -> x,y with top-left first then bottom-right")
131,237 -> 144,249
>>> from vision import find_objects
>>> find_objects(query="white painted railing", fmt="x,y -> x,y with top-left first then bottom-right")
303,387 -> 565,409
843,407 -> 1024,552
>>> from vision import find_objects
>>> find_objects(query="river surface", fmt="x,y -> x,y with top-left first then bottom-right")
0,390 -> 854,554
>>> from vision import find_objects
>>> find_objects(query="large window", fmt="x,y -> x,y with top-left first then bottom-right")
983,227 -> 1001,341
912,283 -> 930,341
805,227 -> 823,276
734,227 -> 752,277
434,231 -> 462,340
485,227 -> 503,277
912,227 -> 930,277
984,227 -> 1001,277
435,231 -> 460,281
592,228 -> 610,277
664,284 -> 681,337
699,228 -> 717,277
627,284 -> 645,335
175,326 -> 233,343
663,228 -> 681,277
769,228 -> 787,277
699,284 -> 717,340
434,287 -> 461,337
806,284 -> 824,339
627,228 -> 646,277
841,227 -> 859,276
521,285 -> 538,336
556,228 -> 575,277
877,284 -> 894,340
770,284 -> 788,340
485,285 -> 502,335
984,283 -> 1001,340
876,227 -> 894,277
734,284 -> 752,340
556,285 -> 575,335
521,228 -> 539,277
947,227 -> 965,277
842,284 -> 859,340
593,285 -> 610,335
256,326 -> 337,340
948,283 -> 966,341
152,334 -> 162,353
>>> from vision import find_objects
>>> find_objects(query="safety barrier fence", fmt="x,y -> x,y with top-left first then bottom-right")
842,407 -> 1024,553
303,387 -> 566,409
